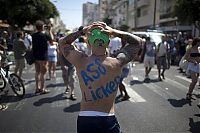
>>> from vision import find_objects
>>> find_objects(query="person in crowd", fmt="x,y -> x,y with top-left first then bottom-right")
176,32 -> 187,73
58,44 -> 77,100
48,40 -> 58,79
156,35 -> 168,81
109,36 -> 122,56
74,36 -> 90,55
118,63 -> 131,100
32,20 -> 53,94
0,46 -> 8,111
24,31 -> 32,50
184,37 -> 200,101
166,34 -> 175,67
184,38 -> 193,77
109,36 -> 130,100
0,31 -> 8,49
140,37 -> 156,81
13,31 -> 27,79
59,22 -> 142,133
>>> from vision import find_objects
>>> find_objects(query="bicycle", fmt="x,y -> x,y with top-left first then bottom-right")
0,50 -> 25,98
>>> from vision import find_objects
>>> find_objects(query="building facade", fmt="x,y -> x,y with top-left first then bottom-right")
111,0 -> 129,28
82,0 -> 195,35
82,2 -> 99,26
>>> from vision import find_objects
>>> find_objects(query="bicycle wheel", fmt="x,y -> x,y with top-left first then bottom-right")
0,75 -> 6,90
9,73 -> 25,98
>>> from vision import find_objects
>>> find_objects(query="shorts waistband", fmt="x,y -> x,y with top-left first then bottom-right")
79,111 -> 115,116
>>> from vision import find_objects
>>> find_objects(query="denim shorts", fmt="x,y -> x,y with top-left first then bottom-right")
77,115 -> 121,133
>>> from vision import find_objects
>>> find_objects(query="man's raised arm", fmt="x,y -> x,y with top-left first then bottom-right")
112,29 -> 143,66
59,29 -> 84,60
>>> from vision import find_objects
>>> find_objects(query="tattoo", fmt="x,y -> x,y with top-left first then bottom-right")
63,31 -> 82,44
116,33 -> 142,66
63,45 -> 75,57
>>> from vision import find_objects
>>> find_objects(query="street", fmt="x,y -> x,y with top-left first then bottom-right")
0,63 -> 200,133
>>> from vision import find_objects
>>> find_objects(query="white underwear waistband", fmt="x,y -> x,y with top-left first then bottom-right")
79,111 -> 115,116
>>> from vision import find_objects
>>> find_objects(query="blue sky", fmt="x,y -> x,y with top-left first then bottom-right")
50,0 -> 98,30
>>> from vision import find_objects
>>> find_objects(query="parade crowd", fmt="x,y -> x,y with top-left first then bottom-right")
0,20 -> 199,132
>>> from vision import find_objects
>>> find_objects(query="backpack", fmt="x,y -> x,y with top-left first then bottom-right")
24,50 -> 35,65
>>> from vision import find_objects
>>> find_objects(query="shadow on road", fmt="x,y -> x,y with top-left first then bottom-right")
129,78 -> 161,85
193,94 -> 200,99
33,93 -> 66,106
168,98 -> 192,107
194,114 -> 200,117
63,102 -> 80,113
46,83 -> 65,88
24,79 -> 35,85
0,95 -> 24,104
189,117 -> 200,133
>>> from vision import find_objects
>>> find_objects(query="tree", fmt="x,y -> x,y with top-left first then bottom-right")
174,0 -> 200,32
0,0 -> 59,28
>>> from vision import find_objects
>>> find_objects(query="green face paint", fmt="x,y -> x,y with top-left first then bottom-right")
88,28 -> 110,47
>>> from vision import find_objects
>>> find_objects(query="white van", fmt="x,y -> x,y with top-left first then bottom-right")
132,31 -> 165,45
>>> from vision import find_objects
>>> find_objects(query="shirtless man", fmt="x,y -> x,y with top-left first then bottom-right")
59,22 -> 142,133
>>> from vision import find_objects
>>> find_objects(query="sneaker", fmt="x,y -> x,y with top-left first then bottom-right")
121,95 -> 130,101
158,77 -> 162,81
64,87 -> 70,94
0,104 -> 8,111
186,93 -> 191,100
40,89 -> 50,95
161,73 -> 165,79
70,94 -> 77,101
144,75 -> 150,80
145,75 -> 149,79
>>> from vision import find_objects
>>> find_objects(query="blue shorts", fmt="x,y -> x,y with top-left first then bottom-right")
77,115 -> 121,133
48,55 -> 57,62
121,67 -> 129,78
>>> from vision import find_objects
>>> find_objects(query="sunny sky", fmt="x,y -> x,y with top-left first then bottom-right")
50,0 -> 98,30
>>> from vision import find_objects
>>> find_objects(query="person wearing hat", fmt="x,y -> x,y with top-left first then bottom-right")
59,22 -> 142,133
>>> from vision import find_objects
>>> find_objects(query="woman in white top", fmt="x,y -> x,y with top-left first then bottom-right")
48,40 -> 58,79
184,37 -> 200,104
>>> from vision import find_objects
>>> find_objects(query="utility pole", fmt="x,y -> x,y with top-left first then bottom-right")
153,0 -> 157,29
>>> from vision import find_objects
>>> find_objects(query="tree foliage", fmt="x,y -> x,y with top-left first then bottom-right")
174,0 -> 200,27
0,0 -> 59,27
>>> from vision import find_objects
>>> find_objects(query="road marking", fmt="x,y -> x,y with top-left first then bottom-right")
152,75 -> 199,94
50,77 -> 70,108
175,75 -> 191,83
13,99 -> 27,110
143,82 -> 179,100
132,75 -> 179,100
132,76 -> 139,80
123,83 -> 146,103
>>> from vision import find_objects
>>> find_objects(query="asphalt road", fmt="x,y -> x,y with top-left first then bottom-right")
0,63 -> 199,133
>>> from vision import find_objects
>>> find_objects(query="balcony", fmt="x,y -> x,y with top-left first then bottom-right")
136,0 -> 149,8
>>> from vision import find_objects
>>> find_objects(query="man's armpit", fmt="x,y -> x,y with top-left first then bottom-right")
63,45 -> 75,57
